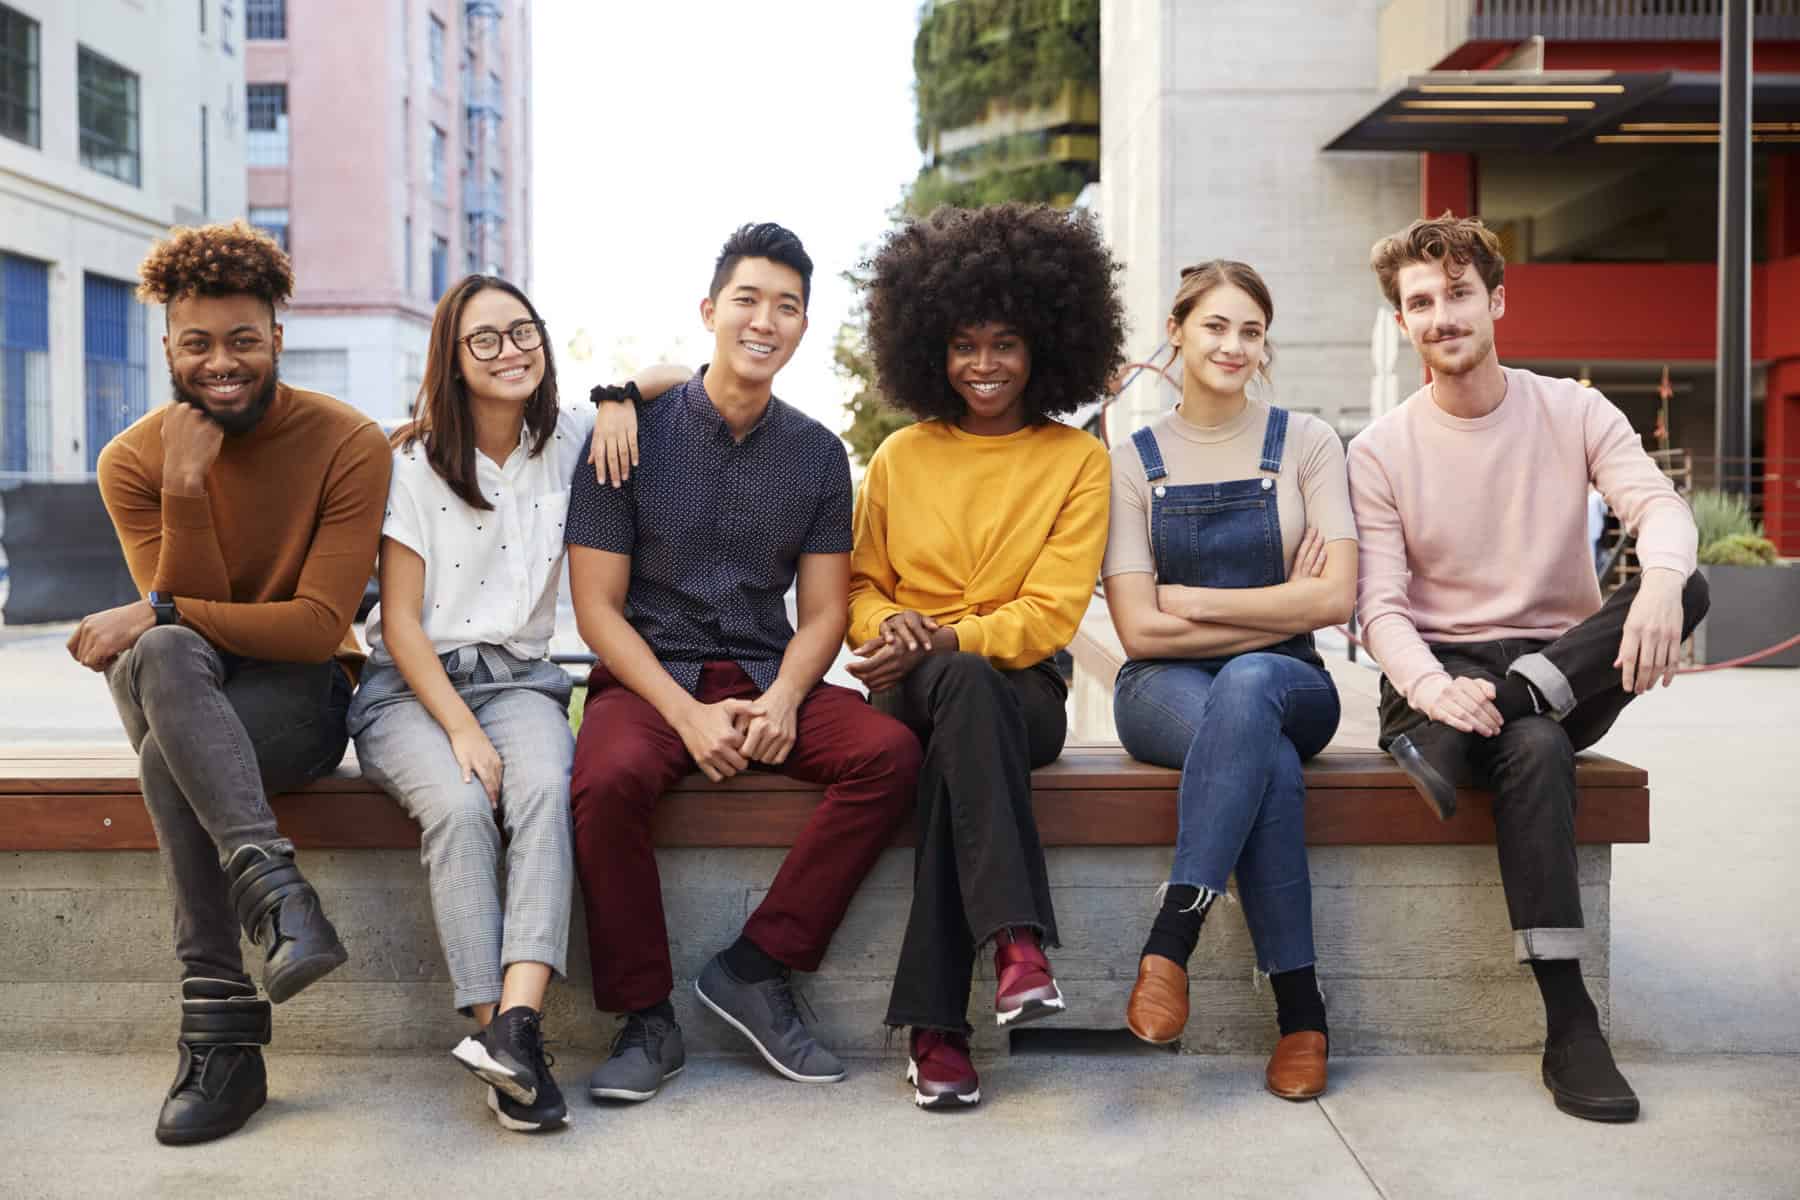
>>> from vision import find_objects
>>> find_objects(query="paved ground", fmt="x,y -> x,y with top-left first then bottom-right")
5,1050 -> 1794,1199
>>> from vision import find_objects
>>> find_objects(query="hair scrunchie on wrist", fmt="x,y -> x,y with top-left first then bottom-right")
589,380 -> 643,407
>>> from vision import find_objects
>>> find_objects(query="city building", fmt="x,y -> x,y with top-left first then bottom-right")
1,0 -> 245,477
1099,1 -> 1800,552
244,0 -> 533,421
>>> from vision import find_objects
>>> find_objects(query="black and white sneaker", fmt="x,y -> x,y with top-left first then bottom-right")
487,1080 -> 569,1133
452,1005 -> 541,1104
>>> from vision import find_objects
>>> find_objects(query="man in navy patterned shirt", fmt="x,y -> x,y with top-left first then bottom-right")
566,223 -> 920,1100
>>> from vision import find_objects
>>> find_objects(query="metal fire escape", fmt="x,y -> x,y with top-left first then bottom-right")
463,1 -> 505,275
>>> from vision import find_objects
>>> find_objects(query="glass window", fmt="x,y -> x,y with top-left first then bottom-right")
428,15 -> 446,90
430,125 -> 447,201
0,253 -> 52,475
430,235 -> 449,299
78,47 -> 140,186
220,3 -> 235,54
281,348 -> 349,403
245,0 -> 286,40
0,4 -> 40,148
249,206 -> 289,252
404,215 -> 414,295
246,82 -> 287,166
83,274 -> 148,470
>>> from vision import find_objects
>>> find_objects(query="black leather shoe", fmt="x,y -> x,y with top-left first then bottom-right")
156,978 -> 272,1145
226,844 -> 349,1004
1542,1031 -> 1640,1123
1388,732 -> 1461,821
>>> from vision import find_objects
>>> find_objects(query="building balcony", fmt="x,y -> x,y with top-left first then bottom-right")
1379,0 -> 1800,87
463,182 -> 505,220
464,80 -> 504,121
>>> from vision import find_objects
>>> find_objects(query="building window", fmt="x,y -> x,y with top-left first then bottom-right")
199,104 -> 210,215
83,274 -> 148,470
431,235 -> 449,299
249,206 -> 289,252
0,253 -> 51,475
220,3 -> 235,54
429,15 -> 446,90
245,0 -> 285,40
246,82 -> 288,165
430,124 -> 447,201
281,348 -> 349,403
404,215 -> 414,295
1,4 -> 40,148
78,47 -> 140,186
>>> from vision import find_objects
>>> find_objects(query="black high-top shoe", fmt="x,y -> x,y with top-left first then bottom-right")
225,843 -> 348,1003
155,977 -> 271,1145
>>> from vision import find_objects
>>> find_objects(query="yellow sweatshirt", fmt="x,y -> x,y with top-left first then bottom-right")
848,419 -> 1111,670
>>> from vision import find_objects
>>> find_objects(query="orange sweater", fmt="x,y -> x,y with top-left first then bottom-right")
97,384 -> 391,676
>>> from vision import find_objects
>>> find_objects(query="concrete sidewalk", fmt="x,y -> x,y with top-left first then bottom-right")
6,1050 -> 1796,1199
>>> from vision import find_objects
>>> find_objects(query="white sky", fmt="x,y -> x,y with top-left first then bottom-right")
528,2 -> 925,433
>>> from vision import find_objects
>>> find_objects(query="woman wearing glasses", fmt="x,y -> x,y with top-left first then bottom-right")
349,275 -> 671,1131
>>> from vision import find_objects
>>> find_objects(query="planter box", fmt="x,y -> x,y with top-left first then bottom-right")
1694,563 -> 1800,668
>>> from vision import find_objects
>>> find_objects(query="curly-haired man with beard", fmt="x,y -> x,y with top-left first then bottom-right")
845,203 -> 1124,1110
66,220 -> 390,1145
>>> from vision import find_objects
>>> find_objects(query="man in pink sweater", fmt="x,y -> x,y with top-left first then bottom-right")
1347,214 -> 1709,1124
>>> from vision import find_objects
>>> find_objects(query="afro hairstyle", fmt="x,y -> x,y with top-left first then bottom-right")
862,203 -> 1126,423
136,219 -> 295,316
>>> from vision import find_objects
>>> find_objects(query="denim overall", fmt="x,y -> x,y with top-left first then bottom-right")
1111,407 -> 1340,974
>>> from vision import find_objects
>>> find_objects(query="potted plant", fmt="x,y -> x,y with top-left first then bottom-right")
1688,490 -> 1799,668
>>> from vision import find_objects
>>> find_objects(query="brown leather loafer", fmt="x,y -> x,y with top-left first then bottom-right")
1265,1030 -> 1328,1100
1125,955 -> 1188,1045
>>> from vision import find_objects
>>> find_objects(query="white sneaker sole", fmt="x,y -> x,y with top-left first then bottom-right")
997,982 -> 1066,1027
588,1063 -> 684,1103
486,1086 -> 569,1133
906,1060 -> 980,1109
452,1036 -> 536,1104
694,979 -> 846,1084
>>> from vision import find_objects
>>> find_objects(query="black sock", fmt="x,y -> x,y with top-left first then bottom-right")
1270,965 -> 1329,1037
1141,885 -> 1214,967
1494,674 -> 1548,722
1531,959 -> 1601,1045
634,998 -> 675,1023
720,934 -> 784,983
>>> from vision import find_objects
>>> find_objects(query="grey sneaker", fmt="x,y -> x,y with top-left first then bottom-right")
588,1011 -> 686,1103
695,953 -> 845,1084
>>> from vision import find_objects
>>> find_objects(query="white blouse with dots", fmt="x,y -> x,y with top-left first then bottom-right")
364,402 -> 595,663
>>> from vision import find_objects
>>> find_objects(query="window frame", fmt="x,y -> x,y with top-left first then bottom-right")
245,81 -> 289,166
0,3 -> 41,149
77,46 -> 141,187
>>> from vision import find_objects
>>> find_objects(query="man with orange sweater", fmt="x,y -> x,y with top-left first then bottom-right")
1348,214 -> 1708,1124
67,222 -> 390,1145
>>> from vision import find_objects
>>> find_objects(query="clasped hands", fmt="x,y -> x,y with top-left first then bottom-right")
846,610 -> 953,693
674,684 -> 801,783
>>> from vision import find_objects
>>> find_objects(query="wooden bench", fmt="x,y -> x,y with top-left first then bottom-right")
0,744 -> 1647,852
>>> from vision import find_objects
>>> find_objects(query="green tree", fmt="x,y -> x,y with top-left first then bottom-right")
837,0 -> 1101,466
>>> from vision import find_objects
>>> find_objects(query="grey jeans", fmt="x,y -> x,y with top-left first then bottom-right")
106,625 -> 352,985
351,653 -> 575,1012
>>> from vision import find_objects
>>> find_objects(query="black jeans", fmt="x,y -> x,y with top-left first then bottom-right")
106,625 -> 352,985
1378,570 -> 1710,961
876,653 -> 1066,1033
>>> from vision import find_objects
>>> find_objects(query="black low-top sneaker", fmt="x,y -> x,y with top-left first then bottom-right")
487,1081 -> 568,1133
452,1006 -> 541,1104
1542,1031 -> 1640,1123
589,1011 -> 686,1103
696,954 -> 845,1083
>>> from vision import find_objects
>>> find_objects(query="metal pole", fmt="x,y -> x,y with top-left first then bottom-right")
1715,0 -> 1753,497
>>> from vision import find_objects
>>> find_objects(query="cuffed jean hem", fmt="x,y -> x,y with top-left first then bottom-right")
1158,880 -> 1231,908
1508,652 -> 1577,720
1514,926 -> 1587,962
452,983 -> 505,1014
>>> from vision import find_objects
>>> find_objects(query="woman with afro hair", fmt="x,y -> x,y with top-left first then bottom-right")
845,202 -> 1123,1111
1103,261 -> 1358,1101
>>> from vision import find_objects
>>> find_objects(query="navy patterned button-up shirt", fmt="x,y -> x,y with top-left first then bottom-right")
565,368 -> 853,695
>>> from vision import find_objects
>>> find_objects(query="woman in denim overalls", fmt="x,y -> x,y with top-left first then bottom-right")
1101,261 -> 1359,1100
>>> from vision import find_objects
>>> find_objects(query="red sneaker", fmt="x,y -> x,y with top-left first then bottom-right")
906,1028 -> 979,1110
994,927 -> 1065,1027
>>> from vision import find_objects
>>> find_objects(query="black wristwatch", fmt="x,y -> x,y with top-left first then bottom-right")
147,591 -> 179,627
589,380 -> 642,406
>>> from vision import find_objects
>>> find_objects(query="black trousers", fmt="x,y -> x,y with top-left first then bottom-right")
1379,570 -> 1710,961
876,653 -> 1066,1033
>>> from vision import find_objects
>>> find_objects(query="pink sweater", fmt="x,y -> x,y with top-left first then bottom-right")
1346,367 -> 1696,710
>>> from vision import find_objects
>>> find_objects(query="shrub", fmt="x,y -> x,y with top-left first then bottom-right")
1690,488 -> 1756,548
1698,531 -> 1780,567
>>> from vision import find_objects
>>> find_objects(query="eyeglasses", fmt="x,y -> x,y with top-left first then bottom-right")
459,319 -> 545,361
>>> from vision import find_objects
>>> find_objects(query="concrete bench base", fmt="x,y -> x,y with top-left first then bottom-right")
2,842 -> 1608,1057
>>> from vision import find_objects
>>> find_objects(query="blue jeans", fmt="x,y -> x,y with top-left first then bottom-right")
1113,651 -> 1340,974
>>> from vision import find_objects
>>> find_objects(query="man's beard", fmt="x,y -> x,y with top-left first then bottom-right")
1420,328 -> 1493,378
170,363 -> 279,435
